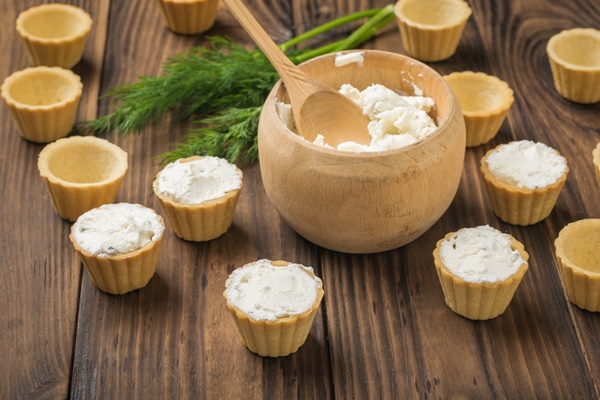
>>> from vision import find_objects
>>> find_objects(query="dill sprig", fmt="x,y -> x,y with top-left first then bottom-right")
82,37 -> 278,134
165,106 -> 262,164
79,5 -> 396,164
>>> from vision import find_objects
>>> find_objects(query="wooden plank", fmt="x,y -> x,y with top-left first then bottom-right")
316,0 -> 600,398
0,1 -> 109,398
69,1 -> 333,398
2,0 -> 600,398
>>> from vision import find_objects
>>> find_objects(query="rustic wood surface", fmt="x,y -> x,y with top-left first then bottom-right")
1,0 -> 599,398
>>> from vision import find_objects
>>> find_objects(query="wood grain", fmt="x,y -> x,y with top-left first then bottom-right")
258,50 -> 466,253
0,1 -> 107,398
1,0 -> 600,398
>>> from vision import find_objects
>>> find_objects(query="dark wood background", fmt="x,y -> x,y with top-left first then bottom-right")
2,0 -> 600,398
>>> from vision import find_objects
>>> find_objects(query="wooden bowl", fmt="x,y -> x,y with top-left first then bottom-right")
258,50 -> 466,253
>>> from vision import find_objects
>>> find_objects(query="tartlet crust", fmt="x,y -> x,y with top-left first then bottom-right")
555,219 -> 600,312
156,0 -> 219,35
394,0 -> 472,62
444,71 -> 514,147
70,211 -> 165,295
16,4 -> 93,68
38,136 -> 128,221
1,67 -> 83,142
546,28 -> 600,104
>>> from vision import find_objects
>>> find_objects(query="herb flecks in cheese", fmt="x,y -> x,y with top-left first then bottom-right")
224,260 -> 322,321
72,203 -> 164,257
439,225 -> 525,284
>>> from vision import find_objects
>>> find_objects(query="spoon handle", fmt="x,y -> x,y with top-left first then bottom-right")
221,0 -> 311,92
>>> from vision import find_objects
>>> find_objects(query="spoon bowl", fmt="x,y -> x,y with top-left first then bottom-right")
222,0 -> 371,146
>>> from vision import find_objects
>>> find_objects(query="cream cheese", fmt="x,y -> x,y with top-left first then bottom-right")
155,156 -> 242,204
224,259 -> 323,321
439,225 -> 525,284
334,51 -> 365,67
334,83 -> 437,152
275,100 -> 296,131
72,203 -> 164,257
276,83 -> 437,152
485,140 -> 567,189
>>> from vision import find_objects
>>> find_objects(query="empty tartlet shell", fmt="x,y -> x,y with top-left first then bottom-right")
38,136 -> 128,222
394,0 -> 472,62
16,4 -> 93,68
224,260 -> 325,357
547,28 -> 600,104
152,156 -> 242,241
1,67 -> 82,143
480,145 -> 569,226
593,143 -> 600,186
555,219 -> 600,312
70,212 -> 165,295
155,0 -> 219,35
433,230 -> 529,320
444,71 -> 514,147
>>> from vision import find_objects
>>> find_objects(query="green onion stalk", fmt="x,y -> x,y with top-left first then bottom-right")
80,5 -> 396,164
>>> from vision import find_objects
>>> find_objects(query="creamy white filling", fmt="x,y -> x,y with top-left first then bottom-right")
275,100 -> 296,131
156,156 -> 242,204
334,51 -> 365,67
72,203 -> 164,257
224,259 -> 322,321
276,83 -> 437,152
485,140 -> 567,189
333,83 -> 436,152
439,225 -> 525,284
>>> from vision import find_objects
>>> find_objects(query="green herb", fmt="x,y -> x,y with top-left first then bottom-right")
80,5 -> 396,164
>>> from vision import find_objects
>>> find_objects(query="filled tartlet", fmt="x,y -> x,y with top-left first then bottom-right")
433,225 -> 529,320
70,203 -> 165,295
223,259 -> 324,357
480,140 -> 569,225
153,156 -> 243,241
555,219 -> 600,312
443,71 -> 514,147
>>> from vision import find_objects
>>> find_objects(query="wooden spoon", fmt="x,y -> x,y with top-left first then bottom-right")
221,0 -> 371,147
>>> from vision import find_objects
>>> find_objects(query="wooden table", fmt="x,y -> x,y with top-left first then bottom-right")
2,0 -> 600,398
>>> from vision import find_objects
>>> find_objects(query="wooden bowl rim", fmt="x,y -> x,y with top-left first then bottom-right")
265,49 -> 460,159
